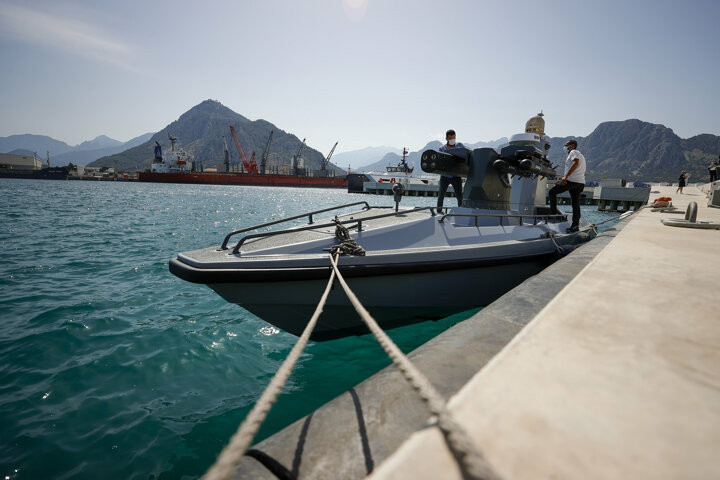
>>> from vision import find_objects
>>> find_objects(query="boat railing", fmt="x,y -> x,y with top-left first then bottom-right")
220,201 -> 376,251
224,206 -> 570,254
438,211 -> 569,227
226,205 -> 434,254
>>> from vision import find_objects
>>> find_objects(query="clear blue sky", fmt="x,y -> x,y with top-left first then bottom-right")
1,0 -> 718,153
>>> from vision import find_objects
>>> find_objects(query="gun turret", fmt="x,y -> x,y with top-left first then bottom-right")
420,134 -> 560,210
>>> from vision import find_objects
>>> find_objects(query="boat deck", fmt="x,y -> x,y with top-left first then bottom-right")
223,207 -> 432,254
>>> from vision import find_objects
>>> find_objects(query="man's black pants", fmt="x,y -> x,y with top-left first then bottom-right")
438,176 -> 463,209
549,181 -> 584,227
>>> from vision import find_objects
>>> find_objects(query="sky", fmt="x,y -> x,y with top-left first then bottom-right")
1,0 -> 719,154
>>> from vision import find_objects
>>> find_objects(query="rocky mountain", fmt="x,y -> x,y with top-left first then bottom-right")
545,120 -> 720,182
356,123 -> 719,182
89,100 -> 343,174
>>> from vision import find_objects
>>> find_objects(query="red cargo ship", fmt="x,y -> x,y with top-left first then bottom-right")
138,171 -> 347,188
139,134 -> 347,188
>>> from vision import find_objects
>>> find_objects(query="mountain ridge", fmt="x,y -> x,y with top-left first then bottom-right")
89,100 -> 343,173
3,108 -> 719,181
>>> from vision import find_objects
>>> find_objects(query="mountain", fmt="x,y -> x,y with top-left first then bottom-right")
333,146 -> 402,170
89,100 -> 345,173
355,124 -> 719,182
545,120 -> 720,182
0,134 -> 74,157
0,132 -> 156,166
53,132 -> 156,166
75,135 -> 123,151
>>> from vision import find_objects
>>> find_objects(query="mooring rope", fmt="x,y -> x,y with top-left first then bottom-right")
201,263 -> 337,480
328,216 -> 366,256
328,255 -> 501,480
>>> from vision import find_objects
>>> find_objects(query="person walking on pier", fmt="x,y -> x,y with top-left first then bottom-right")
549,139 -> 586,233
437,129 -> 464,211
676,171 -> 690,194
709,158 -> 718,182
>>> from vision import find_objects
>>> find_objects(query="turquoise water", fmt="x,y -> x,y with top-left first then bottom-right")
0,179 -> 618,479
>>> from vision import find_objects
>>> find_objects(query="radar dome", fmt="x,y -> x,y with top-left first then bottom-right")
525,112 -> 545,136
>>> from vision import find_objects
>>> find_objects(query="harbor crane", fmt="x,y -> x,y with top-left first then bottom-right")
259,130 -> 274,175
321,141 -> 338,173
292,138 -> 306,176
229,125 -> 258,174
222,135 -> 230,173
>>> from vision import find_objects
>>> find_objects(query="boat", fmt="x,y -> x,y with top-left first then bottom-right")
149,136 -> 192,174
138,135 -> 348,189
169,115 -> 596,340
347,148 -> 440,194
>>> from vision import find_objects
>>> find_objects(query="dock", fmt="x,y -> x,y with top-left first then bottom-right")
229,183 -> 719,479
369,184 -> 720,479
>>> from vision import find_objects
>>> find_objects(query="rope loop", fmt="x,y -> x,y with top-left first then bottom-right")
328,216 -> 366,256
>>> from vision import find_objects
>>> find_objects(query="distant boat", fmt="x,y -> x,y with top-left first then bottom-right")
348,148 -> 439,193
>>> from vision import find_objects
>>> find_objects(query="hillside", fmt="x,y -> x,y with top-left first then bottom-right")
545,120 -> 720,182
89,100 -> 343,174
355,124 -> 719,182
332,146 -> 402,170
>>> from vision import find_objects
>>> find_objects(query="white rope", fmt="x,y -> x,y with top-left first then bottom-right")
329,255 -> 501,480
202,264 -> 337,480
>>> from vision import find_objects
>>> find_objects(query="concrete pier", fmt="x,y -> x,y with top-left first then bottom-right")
369,185 -> 720,479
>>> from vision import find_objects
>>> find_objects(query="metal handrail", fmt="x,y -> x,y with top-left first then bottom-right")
225,206 -> 570,255
229,206 -> 433,254
220,201 -> 373,250
438,212 -> 569,227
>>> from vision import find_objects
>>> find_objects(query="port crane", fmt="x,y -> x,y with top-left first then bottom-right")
259,130 -> 274,175
292,138 -> 306,176
229,125 -> 258,173
321,141 -> 338,174
222,135 -> 230,173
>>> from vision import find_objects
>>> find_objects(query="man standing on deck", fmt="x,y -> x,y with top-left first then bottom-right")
549,139 -> 586,233
437,129 -> 464,210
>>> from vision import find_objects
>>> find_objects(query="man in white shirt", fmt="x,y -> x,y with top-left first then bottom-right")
549,139 -> 586,233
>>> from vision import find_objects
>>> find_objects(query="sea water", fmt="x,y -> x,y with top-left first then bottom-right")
0,179 -> 618,479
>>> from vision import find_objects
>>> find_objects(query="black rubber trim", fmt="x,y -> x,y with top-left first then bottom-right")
168,252 -> 555,284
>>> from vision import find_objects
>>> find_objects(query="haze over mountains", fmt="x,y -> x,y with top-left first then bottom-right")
2,100 -> 719,182
0,133 -> 154,166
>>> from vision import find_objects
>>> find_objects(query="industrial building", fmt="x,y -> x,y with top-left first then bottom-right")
0,153 -> 45,173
